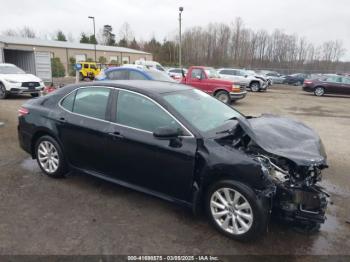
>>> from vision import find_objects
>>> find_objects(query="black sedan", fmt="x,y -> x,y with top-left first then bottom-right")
18,81 -> 329,241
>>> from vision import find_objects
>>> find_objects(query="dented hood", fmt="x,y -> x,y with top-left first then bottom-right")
237,114 -> 327,166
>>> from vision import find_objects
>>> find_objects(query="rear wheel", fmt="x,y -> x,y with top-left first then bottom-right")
206,180 -> 269,241
214,91 -> 231,104
79,73 -> 84,81
314,86 -> 325,96
250,82 -> 260,92
0,83 -> 8,99
35,135 -> 68,178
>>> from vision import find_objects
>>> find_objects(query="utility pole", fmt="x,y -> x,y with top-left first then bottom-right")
179,7 -> 183,68
88,16 -> 96,62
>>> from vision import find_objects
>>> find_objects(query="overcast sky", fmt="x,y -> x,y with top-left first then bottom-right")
1,0 -> 349,60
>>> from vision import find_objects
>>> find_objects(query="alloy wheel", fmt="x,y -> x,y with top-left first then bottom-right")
314,87 -> 325,96
0,85 -> 6,99
210,188 -> 253,235
37,140 -> 60,173
250,83 -> 260,92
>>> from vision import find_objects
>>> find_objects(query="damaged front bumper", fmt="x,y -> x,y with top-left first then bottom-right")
257,156 -> 329,227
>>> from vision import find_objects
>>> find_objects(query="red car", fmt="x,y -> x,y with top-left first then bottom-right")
303,75 -> 350,96
180,66 -> 247,103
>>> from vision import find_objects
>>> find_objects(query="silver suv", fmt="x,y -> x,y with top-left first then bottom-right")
218,68 -> 268,92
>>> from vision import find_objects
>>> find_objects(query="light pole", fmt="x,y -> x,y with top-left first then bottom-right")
178,7 -> 183,68
88,16 -> 96,62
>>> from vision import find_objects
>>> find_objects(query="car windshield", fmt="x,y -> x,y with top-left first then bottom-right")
0,65 -> 25,74
147,70 -> 175,82
163,89 -> 243,133
204,68 -> 220,78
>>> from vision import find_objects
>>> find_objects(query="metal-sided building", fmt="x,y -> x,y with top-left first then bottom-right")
0,36 -> 152,82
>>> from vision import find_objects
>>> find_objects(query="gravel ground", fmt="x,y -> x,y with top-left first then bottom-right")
0,84 -> 349,255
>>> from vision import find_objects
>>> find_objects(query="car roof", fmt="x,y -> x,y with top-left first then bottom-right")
62,80 -> 192,97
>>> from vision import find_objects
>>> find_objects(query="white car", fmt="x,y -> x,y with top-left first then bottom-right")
217,68 -> 268,92
0,63 -> 45,99
167,68 -> 187,81
134,60 -> 167,72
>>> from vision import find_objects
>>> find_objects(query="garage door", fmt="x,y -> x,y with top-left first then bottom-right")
35,52 -> 52,82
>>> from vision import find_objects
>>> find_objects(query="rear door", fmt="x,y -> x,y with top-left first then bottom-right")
58,86 -> 114,173
323,76 -> 343,93
105,89 -> 197,201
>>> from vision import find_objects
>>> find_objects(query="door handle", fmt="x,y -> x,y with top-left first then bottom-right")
58,117 -> 66,123
108,131 -> 124,139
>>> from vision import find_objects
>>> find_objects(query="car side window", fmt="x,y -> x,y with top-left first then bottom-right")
191,69 -> 203,79
342,77 -> 350,84
220,70 -> 231,75
61,91 -> 76,111
116,90 -> 182,133
72,87 -> 111,120
107,70 -> 129,80
156,65 -> 165,71
326,76 -> 341,83
129,71 -> 147,80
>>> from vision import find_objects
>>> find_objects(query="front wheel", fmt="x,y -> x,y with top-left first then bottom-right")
214,91 -> 231,104
250,82 -> 260,92
31,93 -> 39,97
206,180 -> 269,241
35,135 -> 68,178
0,83 -> 8,99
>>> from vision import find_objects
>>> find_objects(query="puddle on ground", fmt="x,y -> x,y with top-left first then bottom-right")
20,158 -> 40,173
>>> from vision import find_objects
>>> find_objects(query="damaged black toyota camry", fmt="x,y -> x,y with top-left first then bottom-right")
18,81 -> 329,241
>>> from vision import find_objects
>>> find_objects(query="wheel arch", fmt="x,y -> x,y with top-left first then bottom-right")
30,128 -> 63,159
213,88 -> 230,96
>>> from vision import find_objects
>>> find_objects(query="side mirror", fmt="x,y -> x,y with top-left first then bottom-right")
153,126 -> 181,139
245,75 -> 248,78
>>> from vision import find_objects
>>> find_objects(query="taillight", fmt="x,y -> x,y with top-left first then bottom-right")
18,107 -> 29,117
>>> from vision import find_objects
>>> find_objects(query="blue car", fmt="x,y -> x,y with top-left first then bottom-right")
96,67 -> 175,82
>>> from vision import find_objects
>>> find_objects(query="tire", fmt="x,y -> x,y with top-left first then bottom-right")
31,93 -> 39,98
206,180 -> 269,241
314,86 -> 325,97
250,82 -> 260,92
295,81 -> 302,86
0,83 -> 8,99
35,135 -> 68,178
79,73 -> 84,81
214,91 -> 231,104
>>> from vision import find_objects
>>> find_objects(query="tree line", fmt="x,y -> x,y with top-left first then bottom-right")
2,18 -> 349,73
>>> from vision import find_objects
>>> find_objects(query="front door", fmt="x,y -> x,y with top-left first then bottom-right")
105,89 -> 197,201
188,68 -> 209,93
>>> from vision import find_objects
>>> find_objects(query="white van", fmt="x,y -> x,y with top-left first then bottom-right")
134,60 -> 166,72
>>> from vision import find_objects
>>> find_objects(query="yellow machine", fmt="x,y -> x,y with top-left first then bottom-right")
78,62 -> 101,80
